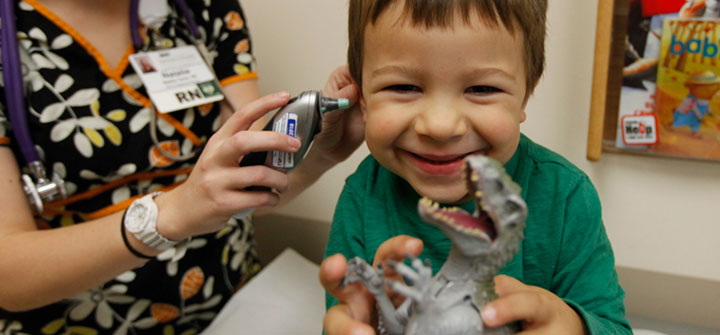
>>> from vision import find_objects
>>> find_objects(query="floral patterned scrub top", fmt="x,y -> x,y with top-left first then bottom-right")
0,0 -> 261,333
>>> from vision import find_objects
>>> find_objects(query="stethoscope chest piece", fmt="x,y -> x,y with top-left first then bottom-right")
22,161 -> 67,214
2,0 -> 199,214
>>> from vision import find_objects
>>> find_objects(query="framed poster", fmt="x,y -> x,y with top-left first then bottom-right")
588,0 -> 720,162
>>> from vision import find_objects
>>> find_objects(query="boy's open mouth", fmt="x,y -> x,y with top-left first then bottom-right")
408,151 -> 488,175
411,152 -> 471,165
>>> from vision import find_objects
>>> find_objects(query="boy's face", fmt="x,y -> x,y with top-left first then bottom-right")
360,6 -> 528,204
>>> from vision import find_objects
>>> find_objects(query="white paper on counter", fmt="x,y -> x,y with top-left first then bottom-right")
203,248 -> 325,335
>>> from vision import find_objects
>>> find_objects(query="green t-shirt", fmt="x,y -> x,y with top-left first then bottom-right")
325,134 -> 631,334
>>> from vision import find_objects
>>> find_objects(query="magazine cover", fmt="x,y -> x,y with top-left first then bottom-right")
652,17 -> 720,159
616,0 -> 720,160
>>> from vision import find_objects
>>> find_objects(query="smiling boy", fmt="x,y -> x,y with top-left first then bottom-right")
321,1 -> 631,334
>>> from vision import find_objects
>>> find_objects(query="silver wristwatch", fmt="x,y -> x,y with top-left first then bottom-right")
124,192 -> 179,251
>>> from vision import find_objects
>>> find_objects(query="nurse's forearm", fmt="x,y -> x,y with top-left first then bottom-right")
0,211 -> 152,311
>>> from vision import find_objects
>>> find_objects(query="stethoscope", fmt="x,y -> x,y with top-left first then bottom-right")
0,0 -> 210,214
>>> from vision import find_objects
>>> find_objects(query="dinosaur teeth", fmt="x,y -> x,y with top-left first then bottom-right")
457,225 -> 490,240
435,213 -> 455,226
419,196 -> 492,241
480,202 -> 490,213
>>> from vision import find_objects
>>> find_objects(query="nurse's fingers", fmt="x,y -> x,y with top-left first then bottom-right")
217,91 -> 290,137
214,130 -> 299,166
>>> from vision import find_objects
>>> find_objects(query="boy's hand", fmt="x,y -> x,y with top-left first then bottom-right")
481,275 -> 588,335
320,236 -> 423,335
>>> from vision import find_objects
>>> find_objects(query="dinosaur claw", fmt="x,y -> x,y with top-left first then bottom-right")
339,274 -> 354,288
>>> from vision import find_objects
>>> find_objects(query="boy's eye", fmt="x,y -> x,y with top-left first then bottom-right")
384,84 -> 421,93
466,86 -> 501,94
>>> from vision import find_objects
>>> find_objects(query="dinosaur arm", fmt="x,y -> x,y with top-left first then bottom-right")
343,257 -> 407,335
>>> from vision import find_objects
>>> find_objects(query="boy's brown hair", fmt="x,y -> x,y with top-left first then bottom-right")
348,0 -> 548,99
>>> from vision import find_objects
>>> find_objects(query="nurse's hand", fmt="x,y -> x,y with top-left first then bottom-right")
320,236 -> 423,335
155,92 -> 300,240
310,65 -> 364,165
254,65 -> 364,215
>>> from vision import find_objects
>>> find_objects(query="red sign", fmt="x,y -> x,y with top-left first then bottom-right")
641,0 -> 686,17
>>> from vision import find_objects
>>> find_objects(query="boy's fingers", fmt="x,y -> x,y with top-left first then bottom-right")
493,274 -> 526,296
320,255 -> 377,334
372,236 -> 423,306
319,253 -> 376,308
481,290 -> 551,328
324,304 -> 375,335
319,254 -> 349,297
372,235 -> 423,266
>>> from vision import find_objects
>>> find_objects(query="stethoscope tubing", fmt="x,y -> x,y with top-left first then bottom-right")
1,0 -> 41,164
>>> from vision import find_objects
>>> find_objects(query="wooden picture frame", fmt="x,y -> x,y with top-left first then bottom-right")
588,0 -> 628,161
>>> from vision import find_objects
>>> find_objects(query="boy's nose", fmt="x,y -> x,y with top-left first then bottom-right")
414,100 -> 468,142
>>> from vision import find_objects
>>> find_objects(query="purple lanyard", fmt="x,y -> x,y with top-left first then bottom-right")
0,0 -> 201,166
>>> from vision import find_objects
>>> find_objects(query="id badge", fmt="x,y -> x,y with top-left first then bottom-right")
129,45 -> 224,113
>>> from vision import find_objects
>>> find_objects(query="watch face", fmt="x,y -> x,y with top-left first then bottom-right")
126,203 -> 150,233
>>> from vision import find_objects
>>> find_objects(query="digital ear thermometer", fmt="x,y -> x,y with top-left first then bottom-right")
239,90 -> 350,172
234,91 -> 350,218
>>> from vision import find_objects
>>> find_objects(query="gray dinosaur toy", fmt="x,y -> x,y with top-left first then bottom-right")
342,154 -> 527,335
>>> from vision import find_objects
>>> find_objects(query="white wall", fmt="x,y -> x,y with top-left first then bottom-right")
240,0 -> 720,282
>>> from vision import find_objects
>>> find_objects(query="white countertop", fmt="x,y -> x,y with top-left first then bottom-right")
203,248 -> 325,335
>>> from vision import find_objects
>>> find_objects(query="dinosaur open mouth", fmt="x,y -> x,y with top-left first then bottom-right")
417,156 -> 501,242
418,198 -> 497,242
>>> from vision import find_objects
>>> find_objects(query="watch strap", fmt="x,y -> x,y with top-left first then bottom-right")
125,192 -> 186,251
121,209 -> 154,259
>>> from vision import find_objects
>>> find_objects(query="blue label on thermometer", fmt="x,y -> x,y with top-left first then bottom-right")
272,113 -> 298,169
